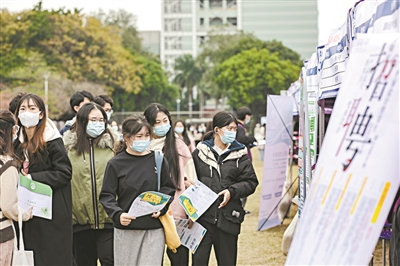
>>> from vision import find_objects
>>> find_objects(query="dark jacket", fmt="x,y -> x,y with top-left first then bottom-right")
15,137 -> 73,266
236,122 -> 256,161
192,139 -> 258,225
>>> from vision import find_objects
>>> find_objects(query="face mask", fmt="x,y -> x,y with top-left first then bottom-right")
18,111 -> 41,128
13,134 -> 18,142
174,127 -> 184,134
130,139 -> 150,153
111,126 -> 119,132
153,123 -> 171,137
219,130 -> 236,144
87,121 -> 105,138
106,111 -> 113,120
245,117 -> 251,125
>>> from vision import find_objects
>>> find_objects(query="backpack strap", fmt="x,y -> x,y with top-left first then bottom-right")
154,150 -> 164,191
0,160 -> 19,176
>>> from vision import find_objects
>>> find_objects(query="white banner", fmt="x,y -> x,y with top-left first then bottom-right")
286,33 -> 400,265
258,95 -> 293,231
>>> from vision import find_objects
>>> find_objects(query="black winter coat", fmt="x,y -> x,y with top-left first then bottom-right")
192,139 -> 258,226
15,137 -> 73,266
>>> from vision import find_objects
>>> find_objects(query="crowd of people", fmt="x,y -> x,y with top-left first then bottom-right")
0,90 -> 259,266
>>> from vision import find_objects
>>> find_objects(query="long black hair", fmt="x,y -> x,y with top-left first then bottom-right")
115,114 -> 151,155
144,103 -> 181,190
15,93 -> 47,165
71,102 -> 114,156
0,109 -> 18,159
203,111 -> 237,141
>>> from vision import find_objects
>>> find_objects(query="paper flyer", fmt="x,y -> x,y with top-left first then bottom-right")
178,180 -> 218,222
175,218 -> 207,254
128,191 -> 171,218
18,174 -> 53,220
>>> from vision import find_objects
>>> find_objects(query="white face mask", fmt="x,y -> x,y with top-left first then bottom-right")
18,111 -> 41,128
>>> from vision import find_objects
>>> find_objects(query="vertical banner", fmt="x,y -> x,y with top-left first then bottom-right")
297,67 -> 306,216
286,34 -> 399,265
258,95 -> 293,231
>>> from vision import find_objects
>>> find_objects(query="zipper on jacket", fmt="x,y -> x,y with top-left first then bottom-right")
88,138 -> 100,229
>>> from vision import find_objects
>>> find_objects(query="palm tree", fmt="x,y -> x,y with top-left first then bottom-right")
173,54 -> 203,118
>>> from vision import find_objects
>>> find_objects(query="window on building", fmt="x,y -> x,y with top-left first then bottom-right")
172,19 -> 182,31
199,0 -> 204,8
210,0 -> 222,8
172,1 -> 181,13
164,20 -> 169,31
200,18 -> 204,26
227,17 -> 237,26
227,0 -> 237,8
200,36 -> 205,45
209,17 -> 223,26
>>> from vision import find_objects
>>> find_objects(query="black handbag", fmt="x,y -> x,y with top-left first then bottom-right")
216,200 -> 245,235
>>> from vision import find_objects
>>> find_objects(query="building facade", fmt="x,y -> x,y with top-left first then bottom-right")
139,31 -> 161,55
161,0 -> 318,73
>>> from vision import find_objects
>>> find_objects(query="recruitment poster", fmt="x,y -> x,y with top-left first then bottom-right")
258,95 -> 293,231
286,34 -> 399,265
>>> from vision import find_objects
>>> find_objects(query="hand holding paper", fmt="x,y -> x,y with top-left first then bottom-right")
178,180 -> 218,221
127,191 -> 171,218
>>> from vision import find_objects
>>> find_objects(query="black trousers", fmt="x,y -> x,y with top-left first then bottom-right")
167,245 -> 189,266
192,221 -> 238,266
73,229 -> 114,266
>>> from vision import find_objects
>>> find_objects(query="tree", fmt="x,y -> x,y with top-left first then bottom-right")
93,9 -> 142,54
173,54 -> 203,117
113,56 -> 178,112
215,48 -> 300,120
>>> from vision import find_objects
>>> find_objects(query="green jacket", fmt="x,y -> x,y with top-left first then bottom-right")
63,130 -> 118,229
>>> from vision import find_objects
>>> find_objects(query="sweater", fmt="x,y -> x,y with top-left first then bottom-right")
100,150 -> 175,230
0,155 -> 30,243
149,136 -> 197,219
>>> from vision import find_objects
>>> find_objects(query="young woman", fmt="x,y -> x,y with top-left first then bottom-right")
174,120 -> 195,153
14,94 -> 73,265
0,110 -> 32,266
63,103 -> 118,266
144,103 -> 197,266
100,115 -> 175,266
191,111 -> 259,266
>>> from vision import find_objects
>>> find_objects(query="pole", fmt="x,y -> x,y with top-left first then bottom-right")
176,99 -> 181,120
43,72 -> 50,116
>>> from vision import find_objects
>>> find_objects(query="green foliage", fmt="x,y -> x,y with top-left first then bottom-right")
173,54 -> 203,106
215,48 -> 300,115
93,9 -> 142,54
199,32 -> 302,67
113,56 -> 178,112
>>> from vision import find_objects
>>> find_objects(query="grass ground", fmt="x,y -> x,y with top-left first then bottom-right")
162,150 -> 388,265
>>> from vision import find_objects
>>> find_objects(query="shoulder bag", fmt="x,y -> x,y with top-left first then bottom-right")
155,150 -> 181,253
12,207 -> 34,265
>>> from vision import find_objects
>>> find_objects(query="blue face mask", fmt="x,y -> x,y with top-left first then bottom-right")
13,134 -> 18,142
153,123 -> 171,137
174,127 -> 184,134
245,117 -> 251,125
87,122 -> 105,138
130,139 -> 150,153
106,111 -> 113,120
219,130 -> 236,144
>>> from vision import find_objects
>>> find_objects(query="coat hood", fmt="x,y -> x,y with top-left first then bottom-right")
63,128 -> 119,151
18,118 -> 61,143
